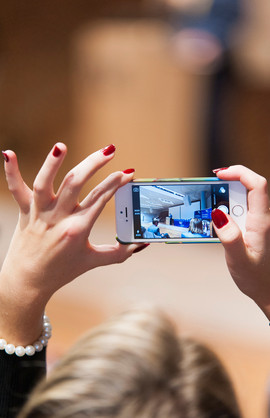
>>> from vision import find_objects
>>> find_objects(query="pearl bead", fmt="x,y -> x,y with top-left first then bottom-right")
15,346 -> 26,357
0,339 -> 7,350
33,341 -> 43,352
0,313 -> 51,356
5,344 -> 15,355
44,325 -> 52,332
39,337 -> 48,346
25,345 -> 35,356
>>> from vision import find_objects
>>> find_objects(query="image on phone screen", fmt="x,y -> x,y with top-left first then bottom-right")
132,183 -> 229,240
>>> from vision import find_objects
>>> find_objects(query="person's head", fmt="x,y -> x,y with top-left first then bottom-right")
190,218 -> 203,234
19,308 -> 241,418
152,218 -> 159,226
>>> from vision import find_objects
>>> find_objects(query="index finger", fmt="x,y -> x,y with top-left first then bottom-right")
214,165 -> 269,215
55,144 -> 116,213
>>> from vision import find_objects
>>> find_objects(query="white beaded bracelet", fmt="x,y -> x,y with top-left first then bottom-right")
0,314 -> 52,357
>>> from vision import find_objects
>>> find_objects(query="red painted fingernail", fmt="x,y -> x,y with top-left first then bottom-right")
123,168 -> 135,174
133,243 -> 150,254
211,209 -> 229,229
53,145 -> 62,157
102,144 -> 116,156
2,151 -> 9,162
212,167 -> 229,173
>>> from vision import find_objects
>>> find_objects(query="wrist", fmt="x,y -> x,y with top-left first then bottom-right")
0,270 -> 48,345
0,314 -> 52,356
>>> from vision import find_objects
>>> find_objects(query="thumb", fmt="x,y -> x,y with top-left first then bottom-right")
88,242 -> 150,268
211,209 -> 247,263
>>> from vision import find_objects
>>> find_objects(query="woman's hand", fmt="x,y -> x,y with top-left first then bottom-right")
0,143 -> 145,344
211,165 -> 270,320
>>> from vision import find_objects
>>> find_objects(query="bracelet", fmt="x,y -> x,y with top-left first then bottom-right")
0,314 -> 52,357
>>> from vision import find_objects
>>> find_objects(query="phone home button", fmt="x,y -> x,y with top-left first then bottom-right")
232,205 -> 244,217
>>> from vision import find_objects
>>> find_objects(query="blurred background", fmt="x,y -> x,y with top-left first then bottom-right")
1,1 -> 270,417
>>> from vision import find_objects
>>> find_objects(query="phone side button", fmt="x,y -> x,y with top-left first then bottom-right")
232,205 -> 244,217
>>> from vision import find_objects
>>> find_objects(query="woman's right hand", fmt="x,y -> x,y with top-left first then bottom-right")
211,165 -> 270,320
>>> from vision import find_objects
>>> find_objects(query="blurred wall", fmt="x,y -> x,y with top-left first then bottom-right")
0,0 -> 270,195
0,0 -> 147,191
0,0 -> 211,198
71,20 -> 209,186
1,4 -> 270,417
220,0 -> 270,180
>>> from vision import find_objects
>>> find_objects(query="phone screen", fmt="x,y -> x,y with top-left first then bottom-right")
132,183 -> 229,240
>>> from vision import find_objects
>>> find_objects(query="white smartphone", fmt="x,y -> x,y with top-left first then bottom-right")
115,178 -> 247,243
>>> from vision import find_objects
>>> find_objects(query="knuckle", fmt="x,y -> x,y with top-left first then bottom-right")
110,171 -> 122,181
62,171 -> 82,194
63,171 -> 76,187
33,179 -> 44,194
257,175 -> 268,191
237,164 -> 245,170
90,185 -> 103,203
6,179 -> 18,194
62,225 -> 79,241
104,171 -> 123,187
106,171 -> 124,191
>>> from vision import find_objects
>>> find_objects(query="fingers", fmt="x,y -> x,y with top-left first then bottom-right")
211,209 -> 247,263
87,242 -> 150,268
55,144 -> 116,213
79,169 -> 135,232
2,150 -> 32,213
33,143 -> 67,209
214,165 -> 269,215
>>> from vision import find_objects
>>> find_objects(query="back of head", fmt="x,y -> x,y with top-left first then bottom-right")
19,308 -> 242,418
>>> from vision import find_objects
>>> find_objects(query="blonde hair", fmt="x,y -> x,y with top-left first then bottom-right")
19,309 -> 241,418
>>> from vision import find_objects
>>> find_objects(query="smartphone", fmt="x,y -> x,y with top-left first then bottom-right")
115,178 -> 247,243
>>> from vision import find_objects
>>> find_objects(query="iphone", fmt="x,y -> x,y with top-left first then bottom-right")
115,178 -> 247,243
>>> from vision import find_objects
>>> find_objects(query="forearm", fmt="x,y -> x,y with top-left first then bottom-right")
0,268 -> 48,417
0,269 -> 47,346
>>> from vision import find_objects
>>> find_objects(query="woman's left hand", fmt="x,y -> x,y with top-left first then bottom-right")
0,143 -> 144,344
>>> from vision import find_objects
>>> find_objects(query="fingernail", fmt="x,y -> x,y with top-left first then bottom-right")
212,167 -> 229,173
53,145 -> 62,157
211,209 -> 229,229
133,243 -> 150,254
2,151 -> 9,162
123,168 -> 135,174
102,144 -> 116,156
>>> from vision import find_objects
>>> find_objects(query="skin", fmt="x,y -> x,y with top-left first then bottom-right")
0,143 -> 144,345
213,165 -> 270,320
1,155 -> 270,345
